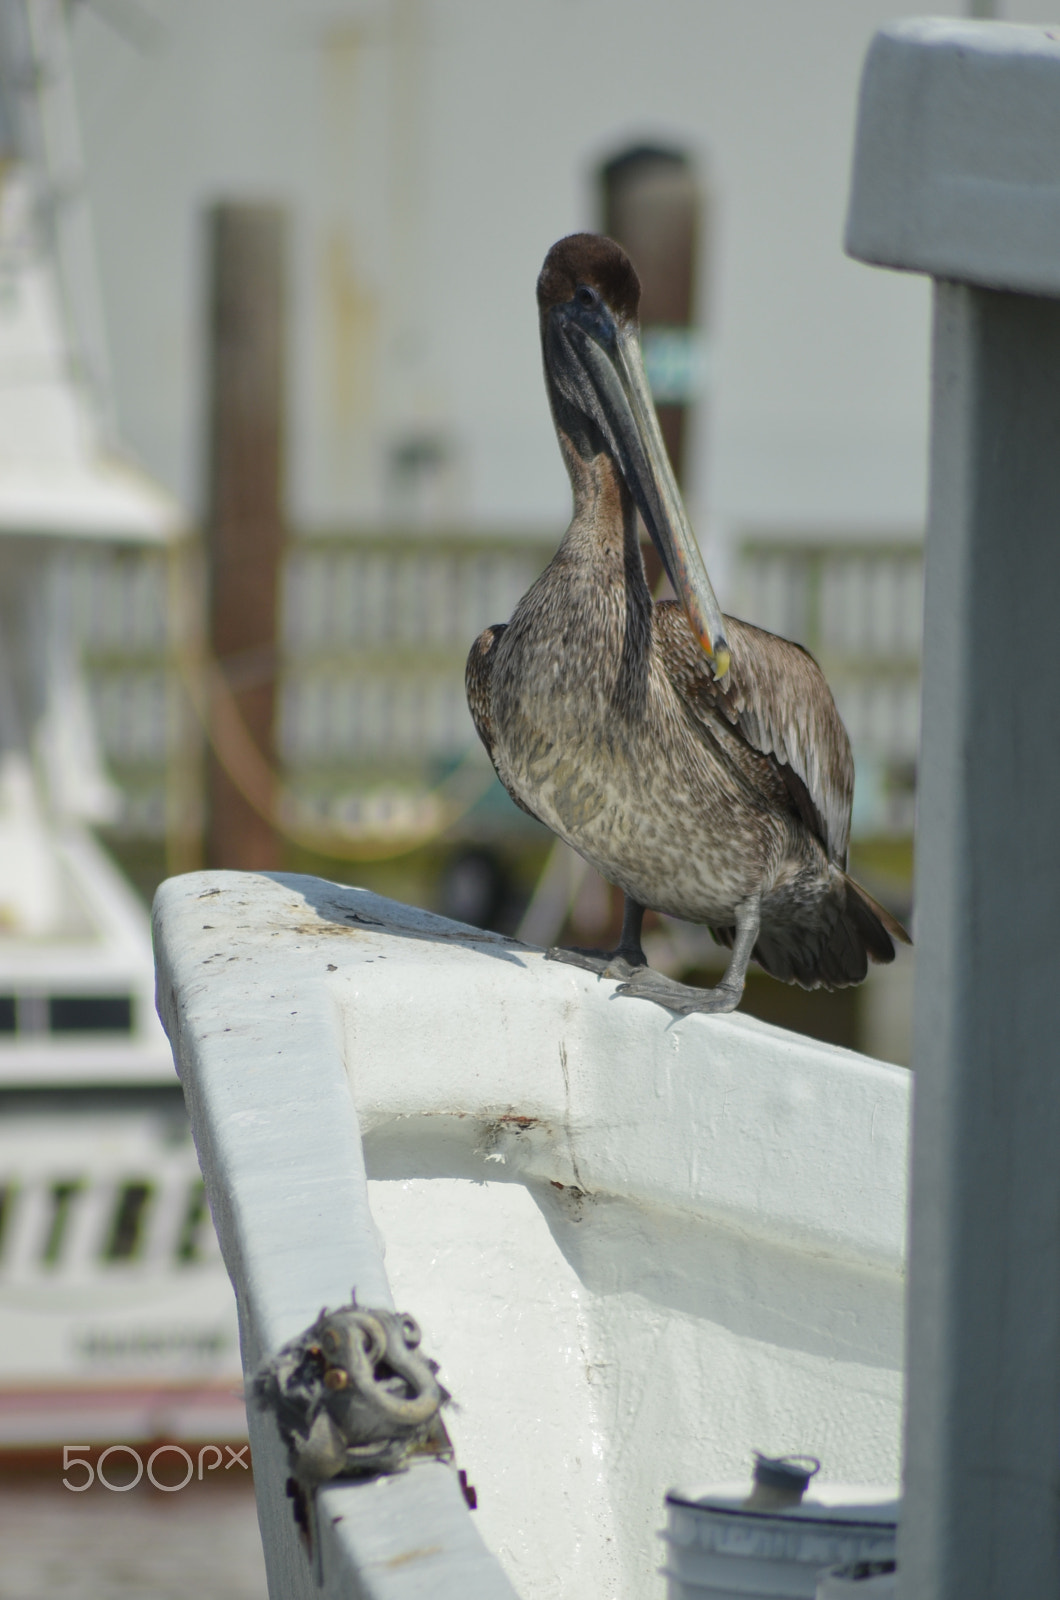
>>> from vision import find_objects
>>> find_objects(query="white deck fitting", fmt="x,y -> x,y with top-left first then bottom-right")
847,20 -> 1060,1600
154,870 -> 908,1600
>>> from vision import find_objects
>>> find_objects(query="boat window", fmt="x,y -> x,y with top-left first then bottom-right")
0,997 -> 15,1033
41,1180 -> 84,1267
175,1179 -> 210,1264
103,1182 -> 153,1262
48,995 -> 133,1033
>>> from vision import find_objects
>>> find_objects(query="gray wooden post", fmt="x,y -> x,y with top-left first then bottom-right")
846,21 -> 1060,1599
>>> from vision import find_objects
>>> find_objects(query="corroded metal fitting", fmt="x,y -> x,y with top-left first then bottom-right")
252,1290 -> 450,1487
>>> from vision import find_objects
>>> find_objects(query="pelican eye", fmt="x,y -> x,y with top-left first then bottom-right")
575,285 -> 598,309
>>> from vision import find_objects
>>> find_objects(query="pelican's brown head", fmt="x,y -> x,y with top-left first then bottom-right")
537,233 -> 641,329
536,232 -> 731,682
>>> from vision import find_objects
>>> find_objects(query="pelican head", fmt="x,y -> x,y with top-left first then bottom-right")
537,233 -> 730,681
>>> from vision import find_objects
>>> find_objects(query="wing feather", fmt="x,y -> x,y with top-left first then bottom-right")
655,605 -> 854,865
465,623 -> 545,824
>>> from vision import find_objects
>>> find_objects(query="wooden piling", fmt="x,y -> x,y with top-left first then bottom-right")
204,203 -> 286,871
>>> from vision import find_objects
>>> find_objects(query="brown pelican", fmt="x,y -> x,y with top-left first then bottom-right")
466,234 -> 909,1015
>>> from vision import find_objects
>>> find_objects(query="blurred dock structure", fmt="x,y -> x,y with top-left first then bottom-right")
0,0 -> 243,1455
736,535 -> 922,837
79,527 -> 922,854
76,523 -> 922,1047
65,521 -> 921,1069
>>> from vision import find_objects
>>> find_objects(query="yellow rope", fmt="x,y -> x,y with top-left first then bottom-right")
172,629 -> 496,865
156,536 -> 657,869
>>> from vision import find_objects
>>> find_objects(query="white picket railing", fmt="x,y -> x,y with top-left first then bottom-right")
736,540 -> 922,833
74,528 -> 927,849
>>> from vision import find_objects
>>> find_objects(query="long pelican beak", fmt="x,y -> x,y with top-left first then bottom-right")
550,309 -> 730,681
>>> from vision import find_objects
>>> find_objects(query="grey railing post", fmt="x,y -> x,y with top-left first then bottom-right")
846,21 -> 1060,1600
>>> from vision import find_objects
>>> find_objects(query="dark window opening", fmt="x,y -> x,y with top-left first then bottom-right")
0,1184 -> 12,1259
600,144 -> 702,495
104,1182 -> 153,1262
42,1180 -> 84,1267
49,995 -> 133,1034
0,996 -> 15,1033
175,1180 -> 210,1265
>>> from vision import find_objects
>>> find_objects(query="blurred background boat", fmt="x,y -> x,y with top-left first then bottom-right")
0,0 -> 244,1457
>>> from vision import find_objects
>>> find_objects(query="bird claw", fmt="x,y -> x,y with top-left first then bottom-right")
546,945 -> 611,975
546,947 -> 641,982
547,943 -> 741,1015
613,969 -> 742,1016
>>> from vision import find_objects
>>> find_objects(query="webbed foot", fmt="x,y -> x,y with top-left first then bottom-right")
614,966 -> 743,1016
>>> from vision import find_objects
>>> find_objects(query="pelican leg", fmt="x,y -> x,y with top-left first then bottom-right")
613,894 -> 761,1016
547,896 -> 648,979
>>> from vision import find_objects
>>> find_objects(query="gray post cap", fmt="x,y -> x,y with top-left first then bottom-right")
845,19 -> 1060,297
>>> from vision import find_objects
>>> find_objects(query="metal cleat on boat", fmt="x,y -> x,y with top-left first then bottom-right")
251,1289 -> 451,1489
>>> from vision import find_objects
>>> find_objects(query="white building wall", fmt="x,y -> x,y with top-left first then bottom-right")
69,0 -> 985,579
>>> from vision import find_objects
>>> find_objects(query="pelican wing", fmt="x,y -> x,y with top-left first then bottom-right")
465,623 -> 545,824
655,605 -> 854,865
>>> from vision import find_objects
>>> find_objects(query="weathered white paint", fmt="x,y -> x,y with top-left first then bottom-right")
153,870 -> 909,1600
846,20 -> 1060,1600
